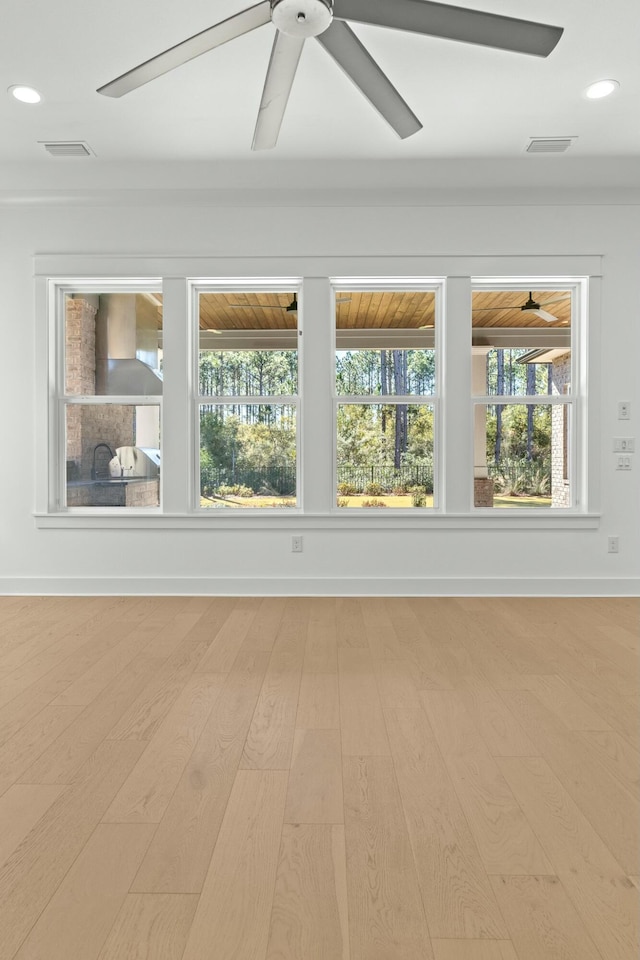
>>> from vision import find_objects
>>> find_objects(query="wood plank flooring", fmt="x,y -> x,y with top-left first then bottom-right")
0,596 -> 637,960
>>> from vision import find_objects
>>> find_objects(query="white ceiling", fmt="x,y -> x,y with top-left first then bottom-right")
1,0 -> 639,189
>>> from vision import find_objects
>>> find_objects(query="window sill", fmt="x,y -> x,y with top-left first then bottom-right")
34,511 -> 601,530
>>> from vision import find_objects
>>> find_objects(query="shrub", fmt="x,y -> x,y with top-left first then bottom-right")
338,481 -> 357,496
362,498 -> 387,508
408,485 -> 427,507
217,484 -> 254,498
392,483 -> 409,495
364,481 -> 384,496
336,497 -> 349,508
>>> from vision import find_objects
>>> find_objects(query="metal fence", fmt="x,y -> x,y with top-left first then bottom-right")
337,464 -> 434,493
201,464 -> 296,496
201,462 -> 434,496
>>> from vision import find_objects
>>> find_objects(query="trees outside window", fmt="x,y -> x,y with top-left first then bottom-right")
471,286 -> 574,508
195,289 -> 299,509
334,289 -> 438,508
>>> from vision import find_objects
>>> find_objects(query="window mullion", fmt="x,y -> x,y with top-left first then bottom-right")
300,277 -> 334,513
443,276 -> 473,512
162,277 -> 190,512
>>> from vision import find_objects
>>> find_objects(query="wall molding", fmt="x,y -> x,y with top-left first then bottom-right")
1,577 -> 637,597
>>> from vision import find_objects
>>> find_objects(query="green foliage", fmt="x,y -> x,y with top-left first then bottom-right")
361,498 -> 388,508
490,458 -> 551,497
364,481 -> 384,496
485,348 -> 552,396
217,484 -> 254,498
486,404 -> 551,463
199,350 -> 297,397
338,481 -> 357,496
199,349 -> 438,500
336,348 -> 435,396
408,485 -> 427,507
199,406 -> 296,497
392,483 -> 408,495
336,497 -> 349,508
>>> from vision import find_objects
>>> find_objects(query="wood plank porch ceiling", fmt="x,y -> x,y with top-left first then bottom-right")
194,290 -> 571,331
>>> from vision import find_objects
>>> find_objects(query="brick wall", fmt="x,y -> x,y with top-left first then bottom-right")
65,297 -> 97,463
79,405 -> 135,480
474,477 -> 494,507
67,479 -> 158,507
65,296 -> 137,481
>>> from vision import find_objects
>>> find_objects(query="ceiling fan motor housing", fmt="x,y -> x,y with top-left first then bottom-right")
271,0 -> 333,38
521,293 -> 541,311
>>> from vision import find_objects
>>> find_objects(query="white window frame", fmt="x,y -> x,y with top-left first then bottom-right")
470,277 -> 587,513
190,279 -> 302,514
34,255 -> 601,530
46,278 -> 163,515
331,278 -> 443,514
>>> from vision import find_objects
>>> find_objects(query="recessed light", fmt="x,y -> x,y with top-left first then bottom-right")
585,79 -> 620,99
8,84 -> 41,103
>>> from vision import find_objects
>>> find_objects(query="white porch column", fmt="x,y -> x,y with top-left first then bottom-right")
472,346 -> 491,479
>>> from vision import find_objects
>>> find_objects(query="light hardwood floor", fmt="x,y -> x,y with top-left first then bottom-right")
0,595 -> 637,960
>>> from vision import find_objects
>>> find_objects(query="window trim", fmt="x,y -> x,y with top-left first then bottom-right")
48,278 -> 164,514
190,279 -> 303,514
331,278 -> 443,515
35,257 -> 601,527
470,277 -> 586,514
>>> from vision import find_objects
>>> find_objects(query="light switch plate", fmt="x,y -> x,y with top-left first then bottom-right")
613,437 -> 635,452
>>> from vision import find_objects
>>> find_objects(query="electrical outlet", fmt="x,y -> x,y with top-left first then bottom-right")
618,402 -> 631,420
291,535 -> 303,553
608,537 -> 620,554
616,455 -> 632,470
613,437 -> 635,452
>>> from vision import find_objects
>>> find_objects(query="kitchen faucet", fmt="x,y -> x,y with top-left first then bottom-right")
91,443 -> 116,480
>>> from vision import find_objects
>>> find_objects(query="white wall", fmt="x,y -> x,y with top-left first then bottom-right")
1,190 -> 638,594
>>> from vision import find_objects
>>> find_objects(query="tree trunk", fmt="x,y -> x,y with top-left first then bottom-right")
526,363 -> 536,460
381,350 -> 387,434
495,349 -> 504,464
393,350 -> 408,469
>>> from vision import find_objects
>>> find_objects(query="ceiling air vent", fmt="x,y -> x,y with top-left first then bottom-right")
39,141 -> 93,157
526,137 -> 576,154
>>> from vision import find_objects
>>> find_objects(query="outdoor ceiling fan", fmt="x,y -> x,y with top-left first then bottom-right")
229,295 -> 351,310
97,0 -> 564,150
473,293 -> 570,323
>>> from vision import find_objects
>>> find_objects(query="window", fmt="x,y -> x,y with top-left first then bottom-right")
41,265 -> 594,525
195,286 -> 299,509
58,285 -> 162,510
471,283 -> 575,509
334,286 -> 439,509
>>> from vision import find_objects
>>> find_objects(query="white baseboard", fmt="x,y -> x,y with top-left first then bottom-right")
0,577 -> 638,597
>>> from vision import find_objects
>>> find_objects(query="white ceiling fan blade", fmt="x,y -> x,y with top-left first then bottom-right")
531,308 -> 559,323
252,31 -> 305,150
333,0 -> 563,58
97,1 -> 271,97
316,21 -> 422,140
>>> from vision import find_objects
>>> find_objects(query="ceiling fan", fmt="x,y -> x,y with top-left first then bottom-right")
229,295 -> 351,310
473,293 -> 570,323
97,0 -> 563,150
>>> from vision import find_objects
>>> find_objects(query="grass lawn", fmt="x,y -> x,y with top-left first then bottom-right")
201,495 -> 296,508
494,494 -> 552,508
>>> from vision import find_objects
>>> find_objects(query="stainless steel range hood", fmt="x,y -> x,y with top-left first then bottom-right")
104,359 -> 162,395
95,293 -> 162,396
